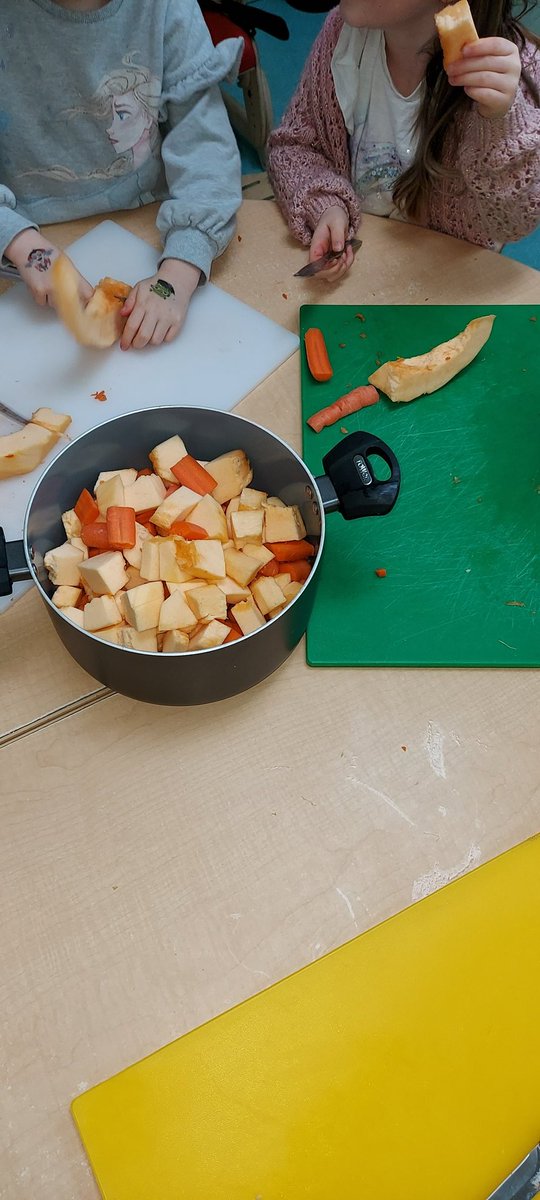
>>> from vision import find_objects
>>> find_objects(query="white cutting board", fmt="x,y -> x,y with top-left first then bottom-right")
0,220 -> 298,611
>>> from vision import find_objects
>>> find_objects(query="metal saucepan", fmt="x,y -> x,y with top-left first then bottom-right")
0,407 -> 400,705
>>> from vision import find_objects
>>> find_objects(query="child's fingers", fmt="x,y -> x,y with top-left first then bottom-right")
120,286 -> 138,318
451,69 -> 506,89
131,315 -> 159,350
79,277 -> 94,304
120,302 -> 146,350
462,36 -> 514,57
449,57 -> 509,81
463,85 -> 505,105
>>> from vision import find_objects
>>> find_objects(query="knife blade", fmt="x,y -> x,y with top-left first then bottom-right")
0,401 -> 29,428
0,263 -> 21,282
294,238 -> 362,278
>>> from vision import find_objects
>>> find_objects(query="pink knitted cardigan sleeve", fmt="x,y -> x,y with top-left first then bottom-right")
266,9 -> 359,245
267,11 -> 540,250
432,42 -> 540,246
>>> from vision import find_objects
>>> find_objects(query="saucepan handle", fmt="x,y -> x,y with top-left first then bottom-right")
0,529 -> 32,596
314,431 -> 400,520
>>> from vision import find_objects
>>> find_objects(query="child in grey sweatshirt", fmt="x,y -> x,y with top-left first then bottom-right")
0,0 -> 243,348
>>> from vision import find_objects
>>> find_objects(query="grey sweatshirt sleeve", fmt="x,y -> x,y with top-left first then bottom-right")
156,0 -> 243,280
0,185 -> 38,263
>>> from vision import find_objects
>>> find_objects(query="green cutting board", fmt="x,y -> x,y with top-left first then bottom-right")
300,305 -> 539,668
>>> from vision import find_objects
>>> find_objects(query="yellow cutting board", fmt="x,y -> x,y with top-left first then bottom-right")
72,835 -> 540,1200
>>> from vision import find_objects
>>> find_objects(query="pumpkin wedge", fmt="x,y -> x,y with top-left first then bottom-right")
368,314 -> 496,403
52,255 -> 131,349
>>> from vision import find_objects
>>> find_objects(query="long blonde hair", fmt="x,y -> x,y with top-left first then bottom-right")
393,0 -> 540,221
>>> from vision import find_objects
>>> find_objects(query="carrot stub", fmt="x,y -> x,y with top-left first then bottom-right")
259,559 -> 281,577
169,519 -> 209,539
81,522 -> 111,550
304,327 -> 333,383
224,627 -> 242,643
265,539 -> 315,562
279,560 -> 311,582
307,385 -> 379,432
171,455 -> 217,495
136,507 -> 158,524
74,488 -> 99,526
106,505 -> 137,549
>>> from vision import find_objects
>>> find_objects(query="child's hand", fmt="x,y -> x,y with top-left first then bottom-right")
446,37 -> 521,118
309,207 -> 354,281
120,259 -> 201,351
5,229 -> 93,309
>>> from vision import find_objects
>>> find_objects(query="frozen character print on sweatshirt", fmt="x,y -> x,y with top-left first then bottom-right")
18,53 -> 161,188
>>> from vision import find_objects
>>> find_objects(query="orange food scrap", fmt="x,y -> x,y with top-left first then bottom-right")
91,389 -> 108,402
375,568 -> 387,578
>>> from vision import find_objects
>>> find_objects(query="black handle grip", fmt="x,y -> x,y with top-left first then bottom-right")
315,432 -> 400,521
0,528 -> 32,596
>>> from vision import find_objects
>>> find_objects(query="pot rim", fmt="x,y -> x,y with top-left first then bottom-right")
23,405 -> 326,658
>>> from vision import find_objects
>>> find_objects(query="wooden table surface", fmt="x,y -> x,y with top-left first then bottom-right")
1,201 -> 539,1199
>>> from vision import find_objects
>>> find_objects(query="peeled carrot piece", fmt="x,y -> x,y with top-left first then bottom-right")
81,522 -> 110,550
164,483 -> 180,497
279,559 -> 311,582
171,454 -> 217,495
142,521 -> 157,535
74,488 -> 99,526
304,327 -> 333,382
259,559 -> 281,577
265,540 -> 315,562
307,385 -> 379,433
136,507 -> 157,524
224,627 -> 242,643
169,519 -> 208,539
106,505 -> 136,549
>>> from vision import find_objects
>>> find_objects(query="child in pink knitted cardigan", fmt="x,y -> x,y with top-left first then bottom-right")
267,0 -> 540,278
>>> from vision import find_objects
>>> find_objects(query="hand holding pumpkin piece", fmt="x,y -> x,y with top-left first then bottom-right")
52,255 -> 131,348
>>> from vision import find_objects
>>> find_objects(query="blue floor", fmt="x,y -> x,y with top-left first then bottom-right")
237,0 -> 540,271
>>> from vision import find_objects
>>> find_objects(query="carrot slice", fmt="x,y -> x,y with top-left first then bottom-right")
106,505 -> 136,550
265,540 -> 315,562
171,455 -> 217,495
224,627 -> 242,643
278,559 -> 311,582
169,519 -> 209,539
304,328 -> 333,382
80,522 -> 111,550
74,488 -> 99,526
142,521 -> 157,535
307,385 -> 379,433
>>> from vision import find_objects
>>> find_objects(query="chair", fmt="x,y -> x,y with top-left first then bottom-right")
201,0 -> 289,164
